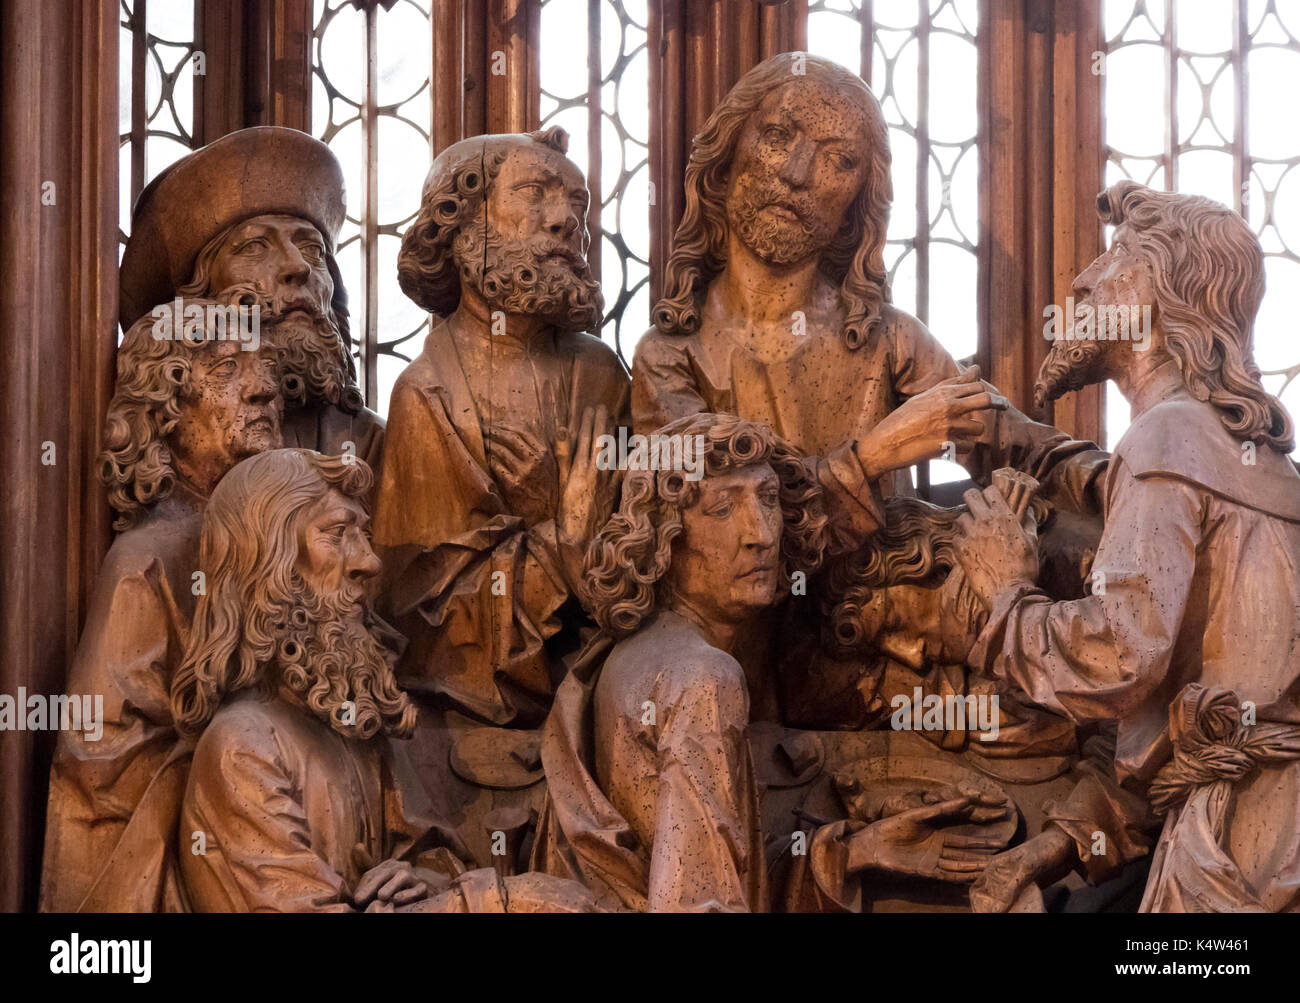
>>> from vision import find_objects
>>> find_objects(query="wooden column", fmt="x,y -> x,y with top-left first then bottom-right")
979,0 -> 1103,439
0,0 -> 118,913
195,0 -> 314,143
430,0 -> 540,156
1050,0 -> 1105,444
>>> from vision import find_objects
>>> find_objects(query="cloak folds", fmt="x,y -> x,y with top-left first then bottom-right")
373,320 -> 628,726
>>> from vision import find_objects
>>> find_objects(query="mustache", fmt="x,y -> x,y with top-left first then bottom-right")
741,178 -> 819,228
218,282 -> 330,324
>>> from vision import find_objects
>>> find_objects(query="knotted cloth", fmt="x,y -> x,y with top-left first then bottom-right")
1141,683 -> 1300,912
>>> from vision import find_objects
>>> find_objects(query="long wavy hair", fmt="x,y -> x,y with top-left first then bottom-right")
652,52 -> 893,351
180,221 -> 362,408
171,449 -> 415,740
584,413 -> 829,638
824,497 -> 964,654
100,295 -> 257,530
396,125 -> 573,315
1100,180 -> 1294,452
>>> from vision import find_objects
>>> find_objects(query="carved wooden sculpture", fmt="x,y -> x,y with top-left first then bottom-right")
40,298 -> 283,912
375,126 -> 628,726
118,126 -> 383,473
535,413 -> 1007,911
955,181 -> 1300,913
630,52 -> 1109,723
172,449 -> 604,914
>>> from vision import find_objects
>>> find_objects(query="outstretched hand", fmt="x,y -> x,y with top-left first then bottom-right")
844,791 -> 1012,884
854,365 -> 1008,480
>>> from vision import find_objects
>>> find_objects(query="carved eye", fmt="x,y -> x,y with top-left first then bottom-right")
762,124 -> 791,144
829,152 -> 857,171
237,237 -> 268,255
517,182 -> 545,199
212,358 -> 237,377
299,241 -> 325,264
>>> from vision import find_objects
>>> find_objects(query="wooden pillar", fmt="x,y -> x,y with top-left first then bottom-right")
195,0 -> 313,143
430,0 -> 540,156
0,0 -> 118,913
979,0 -> 1103,439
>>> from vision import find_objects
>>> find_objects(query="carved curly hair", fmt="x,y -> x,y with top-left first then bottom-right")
652,52 -> 893,351
180,222 -> 362,409
171,449 -> 416,741
397,125 -> 572,315
584,413 -> 829,638
99,293 -> 271,531
823,497 -> 964,654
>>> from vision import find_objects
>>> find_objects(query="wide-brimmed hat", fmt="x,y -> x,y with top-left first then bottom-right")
119,126 -> 347,329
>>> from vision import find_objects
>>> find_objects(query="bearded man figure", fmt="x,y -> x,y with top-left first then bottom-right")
536,413 -> 1006,912
41,298 -> 283,912
375,126 -> 628,726
633,53 -> 1109,724
956,182 -> 1300,913
119,126 -> 382,473
172,449 -> 602,914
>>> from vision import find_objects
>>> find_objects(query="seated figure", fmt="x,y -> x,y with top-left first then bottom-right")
535,413 -> 1005,911
172,448 -> 601,913
41,296 -> 283,912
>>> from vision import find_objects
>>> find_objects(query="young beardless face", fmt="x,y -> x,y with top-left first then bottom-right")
666,463 -> 784,629
725,78 -> 872,268
851,572 -> 980,671
168,341 -> 282,494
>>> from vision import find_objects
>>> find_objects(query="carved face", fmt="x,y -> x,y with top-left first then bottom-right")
451,143 -> 603,329
851,573 -> 976,670
206,214 -> 335,318
725,79 -> 871,266
170,341 -> 282,481
667,463 -> 783,624
293,486 -> 382,609
487,144 -> 590,256
1036,222 -> 1157,404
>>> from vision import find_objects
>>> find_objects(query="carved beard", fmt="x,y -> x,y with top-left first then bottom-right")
264,308 -> 352,412
274,577 -> 415,740
222,282 -> 355,411
451,223 -> 604,332
726,173 -> 837,266
1033,337 -> 1106,409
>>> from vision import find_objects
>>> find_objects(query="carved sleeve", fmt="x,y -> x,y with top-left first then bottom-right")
968,463 -> 1204,722
180,723 -> 357,913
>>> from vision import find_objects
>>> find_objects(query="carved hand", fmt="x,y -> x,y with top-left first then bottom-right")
845,793 -> 1011,883
485,421 -> 562,522
854,366 -> 1008,480
955,484 -> 1040,609
352,856 -> 443,909
556,404 -> 615,599
969,826 -> 1078,913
